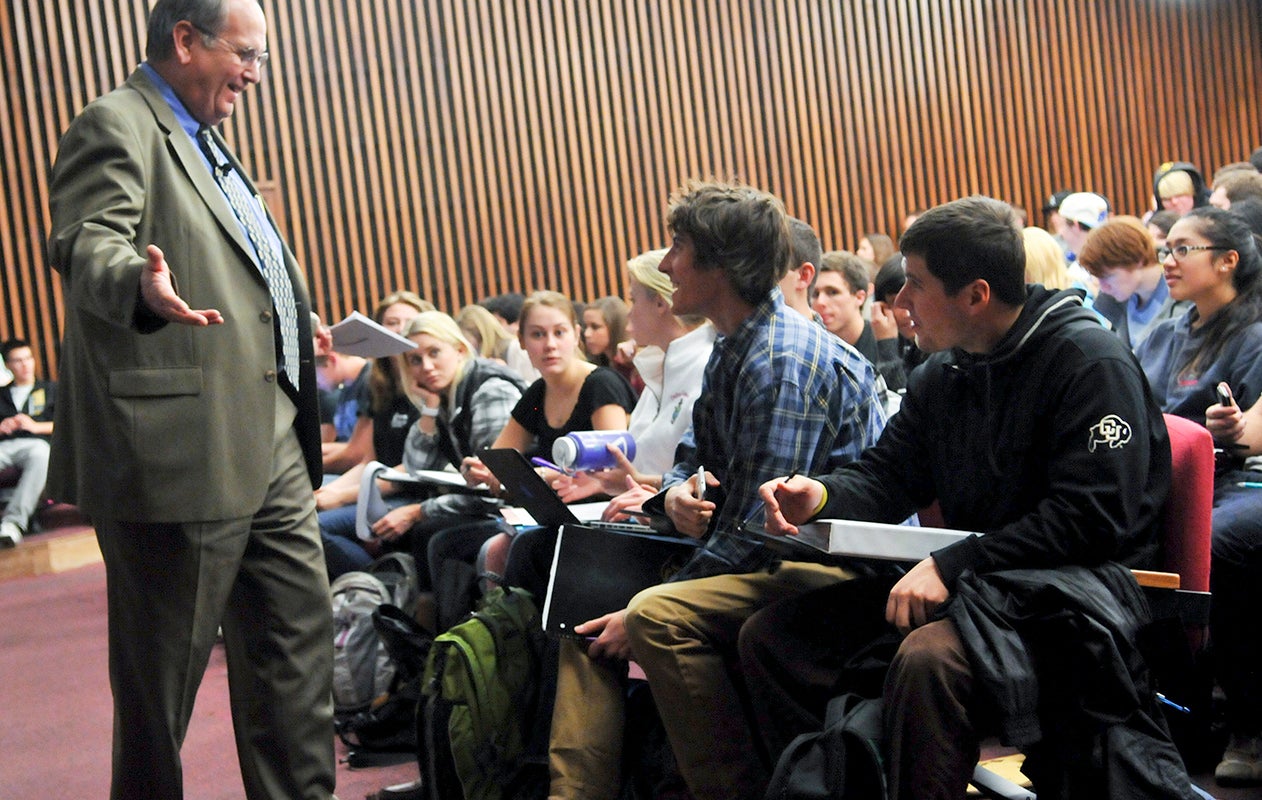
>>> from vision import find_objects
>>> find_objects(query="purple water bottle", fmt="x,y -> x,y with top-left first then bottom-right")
552,430 -> 636,472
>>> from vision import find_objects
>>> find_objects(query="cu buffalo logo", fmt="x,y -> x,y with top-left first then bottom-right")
1088,415 -> 1132,452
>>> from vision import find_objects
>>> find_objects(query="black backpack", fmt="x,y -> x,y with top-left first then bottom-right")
335,603 -> 433,758
764,694 -> 887,800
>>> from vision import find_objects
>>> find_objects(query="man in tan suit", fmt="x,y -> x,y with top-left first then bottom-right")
47,1 -> 334,798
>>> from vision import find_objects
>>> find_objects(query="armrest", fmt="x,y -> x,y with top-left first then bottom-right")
1131,569 -> 1180,589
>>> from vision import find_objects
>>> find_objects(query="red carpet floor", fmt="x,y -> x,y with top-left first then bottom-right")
0,562 -> 416,799
3,562 -> 1259,799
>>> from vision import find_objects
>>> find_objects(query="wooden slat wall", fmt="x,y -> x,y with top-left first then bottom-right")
3,0 -> 1260,379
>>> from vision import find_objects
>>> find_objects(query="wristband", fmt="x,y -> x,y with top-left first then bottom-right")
810,485 -> 829,518
419,406 -> 440,418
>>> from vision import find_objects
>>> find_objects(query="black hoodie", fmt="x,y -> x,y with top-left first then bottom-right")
815,286 -> 1170,588
1152,161 -> 1211,209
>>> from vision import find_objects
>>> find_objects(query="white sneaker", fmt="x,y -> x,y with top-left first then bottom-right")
1216,733 -> 1262,786
0,520 -> 23,548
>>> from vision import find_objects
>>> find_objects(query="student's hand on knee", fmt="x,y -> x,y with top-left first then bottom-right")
578,611 -> 632,660
885,557 -> 949,635
757,475 -> 825,535
372,505 -> 421,541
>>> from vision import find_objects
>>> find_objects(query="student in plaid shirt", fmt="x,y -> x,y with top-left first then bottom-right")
548,181 -> 885,800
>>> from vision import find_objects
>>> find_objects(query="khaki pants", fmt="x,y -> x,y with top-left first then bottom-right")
548,638 -> 629,800
621,562 -> 851,800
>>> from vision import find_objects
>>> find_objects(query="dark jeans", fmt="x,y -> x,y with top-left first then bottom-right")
424,516 -> 510,631
1211,470 -> 1262,735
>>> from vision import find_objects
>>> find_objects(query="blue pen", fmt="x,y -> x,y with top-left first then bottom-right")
531,456 -> 573,475
1155,693 -> 1190,714
1236,482 -> 1262,489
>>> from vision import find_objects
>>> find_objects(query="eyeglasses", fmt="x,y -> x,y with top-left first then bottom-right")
191,22 -> 269,69
1156,244 -> 1230,262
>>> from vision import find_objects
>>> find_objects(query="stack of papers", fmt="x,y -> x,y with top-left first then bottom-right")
329,311 -> 415,357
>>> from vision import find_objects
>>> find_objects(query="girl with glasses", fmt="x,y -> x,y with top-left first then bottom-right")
1134,205 -> 1262,786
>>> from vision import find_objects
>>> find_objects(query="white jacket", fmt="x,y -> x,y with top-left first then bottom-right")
628,323 -> 716,475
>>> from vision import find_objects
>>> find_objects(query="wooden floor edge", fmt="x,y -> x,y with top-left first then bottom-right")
0,527 -> 101,582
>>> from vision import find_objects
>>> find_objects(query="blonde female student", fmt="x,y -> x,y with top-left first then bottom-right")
321,311 -> 526,583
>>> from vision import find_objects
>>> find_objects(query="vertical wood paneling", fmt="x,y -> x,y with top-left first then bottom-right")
3,0 -> 1262,379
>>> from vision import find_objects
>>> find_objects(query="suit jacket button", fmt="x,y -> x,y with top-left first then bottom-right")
260,310 -> 273,323
264,370 -> 277,382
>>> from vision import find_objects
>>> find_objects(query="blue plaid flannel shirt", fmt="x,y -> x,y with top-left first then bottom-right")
662,290 -> 886,580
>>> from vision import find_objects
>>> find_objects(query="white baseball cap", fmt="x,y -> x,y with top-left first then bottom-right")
1058,192 -> 1110,229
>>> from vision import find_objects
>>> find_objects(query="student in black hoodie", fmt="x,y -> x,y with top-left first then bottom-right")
1154,160 -> 1211,215
743,196 -> 1195,800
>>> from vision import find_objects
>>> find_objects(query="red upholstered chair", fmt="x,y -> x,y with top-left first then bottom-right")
1145,413 -> 1215,593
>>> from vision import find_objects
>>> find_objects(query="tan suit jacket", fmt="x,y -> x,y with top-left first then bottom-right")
48,68 -> 322,522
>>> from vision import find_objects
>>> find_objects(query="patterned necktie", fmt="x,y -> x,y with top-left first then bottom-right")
197,126 -> 301,383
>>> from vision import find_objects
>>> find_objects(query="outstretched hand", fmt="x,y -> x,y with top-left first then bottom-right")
140,245 -> 224,326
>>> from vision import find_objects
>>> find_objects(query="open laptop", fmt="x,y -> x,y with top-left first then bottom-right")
479,447 -> 671,535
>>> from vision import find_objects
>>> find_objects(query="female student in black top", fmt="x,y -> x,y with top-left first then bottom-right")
462,290 -> 637,486
462,290 -> 637,601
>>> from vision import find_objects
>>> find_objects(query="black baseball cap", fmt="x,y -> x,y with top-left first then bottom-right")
1043,190 -> 1073,213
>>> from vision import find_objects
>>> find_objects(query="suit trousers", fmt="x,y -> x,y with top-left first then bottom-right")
95,391 -> 335,800
622,562 -> 851,800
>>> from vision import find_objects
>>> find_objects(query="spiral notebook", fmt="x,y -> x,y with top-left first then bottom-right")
540,523 -> 698,637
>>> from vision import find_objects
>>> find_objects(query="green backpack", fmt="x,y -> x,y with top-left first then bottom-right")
418,586 -> 547,800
